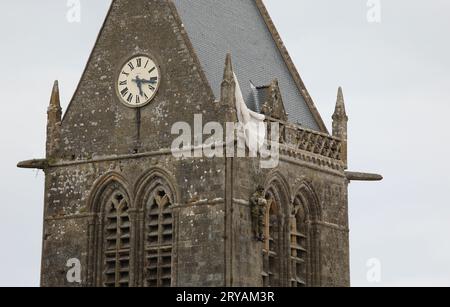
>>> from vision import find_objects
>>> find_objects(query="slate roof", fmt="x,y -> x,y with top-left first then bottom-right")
172,0 -> 321,131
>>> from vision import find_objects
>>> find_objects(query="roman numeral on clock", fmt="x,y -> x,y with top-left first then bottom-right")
119,80 -> 127,86
149,84 -> 155,91
127,93 -> 133,103
136,58 -> 142,67
128,62 -> 135,70
136,95 -> 140,104
148,67 -> 156,74
121,87 -> 129,97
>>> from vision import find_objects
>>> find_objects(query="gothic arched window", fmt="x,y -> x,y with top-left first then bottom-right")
262,189 -> 282,287
102,190 -> 131,287
144,186 -> 173,287
290,196 -> 308,287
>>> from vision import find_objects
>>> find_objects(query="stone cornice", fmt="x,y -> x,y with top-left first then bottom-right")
18,140 -> 345,177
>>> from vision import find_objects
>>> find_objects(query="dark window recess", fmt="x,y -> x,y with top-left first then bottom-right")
290,217 -> 307,287
144,188 -> 173,287
103,192 -> 131,287
262,195 -> 281,287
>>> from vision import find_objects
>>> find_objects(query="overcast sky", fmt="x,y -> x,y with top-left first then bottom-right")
1,0 -> 449,287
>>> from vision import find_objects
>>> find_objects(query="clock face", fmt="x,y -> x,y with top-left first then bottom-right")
116,55 -> 160,108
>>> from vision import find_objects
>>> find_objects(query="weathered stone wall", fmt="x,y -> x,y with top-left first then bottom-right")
40,0 -> 229,286
229,152 -> 350,287
60,0 -> 216,160
42,154 -> 228,287
42,151 -> 350,287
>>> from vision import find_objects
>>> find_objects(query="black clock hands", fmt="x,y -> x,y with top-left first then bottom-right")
140,77 -> 158,85
132,76 -> 144,97
132,76 -> 158,97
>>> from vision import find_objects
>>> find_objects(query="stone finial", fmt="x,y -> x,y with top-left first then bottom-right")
332,87 -> 348,121
46,80 -> 62,158
49,81 -> 61,108
332,87 -> 348,168
223,53 -> 234,83
261,79 -> 288,121
220,53 -> 237,122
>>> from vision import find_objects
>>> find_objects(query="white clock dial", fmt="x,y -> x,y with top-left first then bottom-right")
116,55 -> 161,108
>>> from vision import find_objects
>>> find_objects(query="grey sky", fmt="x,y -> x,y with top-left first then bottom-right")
1,0 -> 449,287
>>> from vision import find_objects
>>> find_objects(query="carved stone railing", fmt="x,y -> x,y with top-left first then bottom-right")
266,118 -> 343,161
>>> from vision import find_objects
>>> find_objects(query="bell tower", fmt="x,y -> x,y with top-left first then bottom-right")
18,0 -> 381,287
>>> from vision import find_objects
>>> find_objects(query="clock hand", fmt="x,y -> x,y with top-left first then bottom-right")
131,76 -> 144,96
140,78 -> 158,84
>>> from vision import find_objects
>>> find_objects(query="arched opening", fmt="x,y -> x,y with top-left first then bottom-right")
262,188 -> 283,287
135,170 -> 178,288
290,195 -> 308,287
290,182 -> 322,287
143,184 -> 174,287
87,174 -> 133,288
102,189 -> 131,287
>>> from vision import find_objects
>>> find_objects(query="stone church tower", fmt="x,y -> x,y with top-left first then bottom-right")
18,0 -> 381,287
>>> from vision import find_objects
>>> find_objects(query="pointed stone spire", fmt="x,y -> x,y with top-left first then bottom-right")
220,53 -> 237,122
333,87 -> 347,121
223,53 -> 234,83
49,81 -> 61,108
46,81 -> 62,158
332,87 -> 348,168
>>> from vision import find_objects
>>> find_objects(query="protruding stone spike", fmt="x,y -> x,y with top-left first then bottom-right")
345,171 -> 383,182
